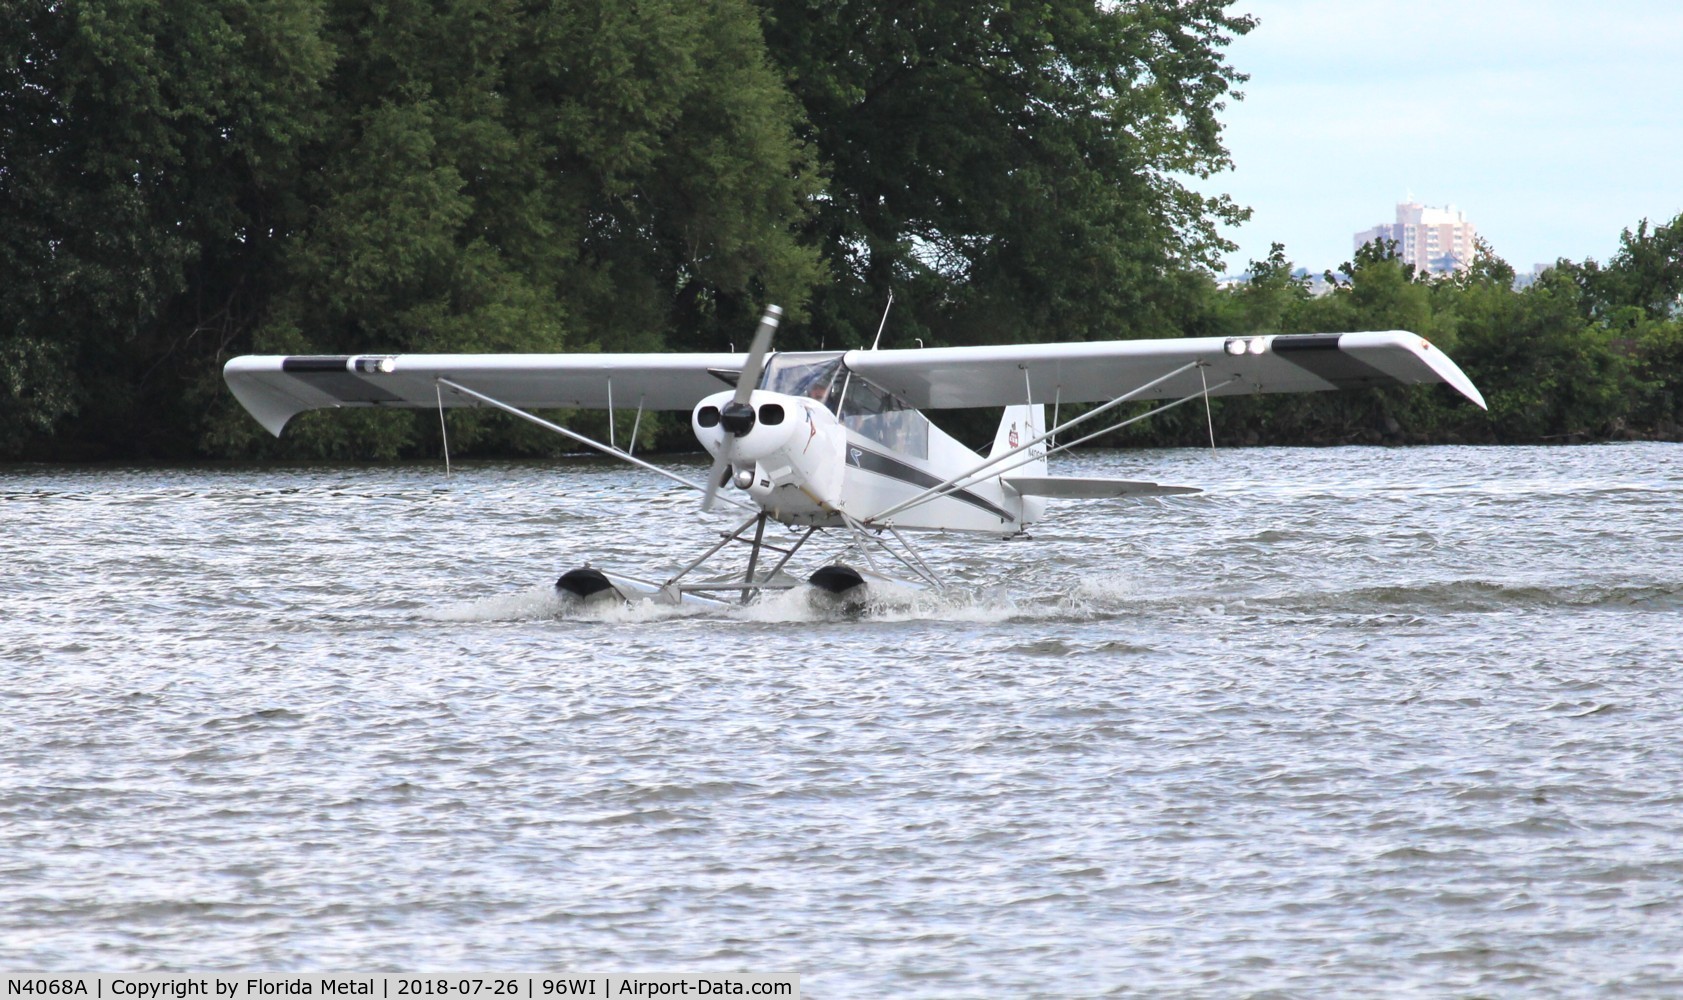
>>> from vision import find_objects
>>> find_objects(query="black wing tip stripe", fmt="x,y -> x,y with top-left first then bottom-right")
1269,334 -> 1344,353
1272,334 -> 1399,389
281,356 -> 406,403
281,356 -> 354,372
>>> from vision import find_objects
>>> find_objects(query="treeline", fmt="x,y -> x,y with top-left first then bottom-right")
1112,221 -> 1683,449
2,3 -> 1678,462
1,0 -> 1252,460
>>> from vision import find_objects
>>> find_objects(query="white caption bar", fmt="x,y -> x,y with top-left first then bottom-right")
1,977 -> 798,1000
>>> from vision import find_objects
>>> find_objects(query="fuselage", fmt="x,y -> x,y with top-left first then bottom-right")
691,353 -> 1042,535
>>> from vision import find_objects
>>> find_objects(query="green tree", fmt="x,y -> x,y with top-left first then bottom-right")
1232,241 -> 1309,333
4,0 -> 823,459
209,0 -> 826,457
1,0 -> 330,457
1460,235 -> 1517,290
1539,214 -> 1683,436
514,0 -> 824,348
1451,266 -> 1635,440
1309,238 -> 1441,345
755,0 -> 1255,348
1597,215 -> 1683,321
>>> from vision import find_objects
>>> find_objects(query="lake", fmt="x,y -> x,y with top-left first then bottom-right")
3,444 -> 1681,996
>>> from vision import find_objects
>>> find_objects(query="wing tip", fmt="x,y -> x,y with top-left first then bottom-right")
1344,331 -> 1487,411
224,357 -> 304,437
1415,336 -> 1487,410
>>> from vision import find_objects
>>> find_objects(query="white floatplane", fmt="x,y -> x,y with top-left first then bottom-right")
224,307 -> 1486,607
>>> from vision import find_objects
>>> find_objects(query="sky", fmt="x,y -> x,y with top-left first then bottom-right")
1206,0 -> 1683,276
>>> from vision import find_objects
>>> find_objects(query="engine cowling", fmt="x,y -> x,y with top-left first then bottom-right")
692,390 -> 846,520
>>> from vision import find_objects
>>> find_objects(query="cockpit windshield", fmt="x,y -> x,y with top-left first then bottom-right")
759,352 -> 845,411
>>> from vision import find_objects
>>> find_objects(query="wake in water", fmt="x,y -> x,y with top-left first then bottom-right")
427,578 -> 938,624
421,571 -> 1207,625
425,568 -> 1683,627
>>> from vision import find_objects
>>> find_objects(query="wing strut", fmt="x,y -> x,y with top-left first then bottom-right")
436,382 -> 452,477
868,371 -> 1237,524
866,361 -> 1201,523
1018,378 -> 1237,475
882,525 -> 945,590
1200,365 -> 1217,456
434,376 -> 755,512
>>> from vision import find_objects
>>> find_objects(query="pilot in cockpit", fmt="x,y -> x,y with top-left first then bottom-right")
793,366 -> 842,413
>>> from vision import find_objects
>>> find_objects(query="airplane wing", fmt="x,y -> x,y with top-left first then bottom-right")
842,331 -> 1486,410
225,331 -> 1484,437
224,352 -> 747,436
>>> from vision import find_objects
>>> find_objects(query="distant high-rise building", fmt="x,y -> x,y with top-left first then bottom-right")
1354,202 -> 1477,274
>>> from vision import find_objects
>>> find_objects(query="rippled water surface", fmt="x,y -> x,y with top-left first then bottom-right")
4,444 -> 1682,996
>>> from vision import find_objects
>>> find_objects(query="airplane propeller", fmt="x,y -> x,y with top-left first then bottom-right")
703,305 -> 781,511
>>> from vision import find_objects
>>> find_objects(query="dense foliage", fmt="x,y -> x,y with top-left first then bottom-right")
4,0 -> 825,458
2,1 -> 1679,460
1125,225 -> 1683,448
756,0 -> 1254,349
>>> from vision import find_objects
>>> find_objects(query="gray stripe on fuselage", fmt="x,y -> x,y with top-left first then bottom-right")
847,444 -> 1014,522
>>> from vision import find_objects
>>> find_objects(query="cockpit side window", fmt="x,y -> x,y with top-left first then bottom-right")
837,374 -> 929,459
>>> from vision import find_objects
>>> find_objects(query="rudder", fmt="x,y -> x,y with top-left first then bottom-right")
990,403 -> 1048,477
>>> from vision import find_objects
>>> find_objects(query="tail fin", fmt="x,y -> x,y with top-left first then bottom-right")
990,404 -> 1048,477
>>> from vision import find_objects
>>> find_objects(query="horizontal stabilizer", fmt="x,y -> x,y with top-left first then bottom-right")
1003,476 -> 1201,499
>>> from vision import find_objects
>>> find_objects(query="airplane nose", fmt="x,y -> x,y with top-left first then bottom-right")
719,399 -> 756,437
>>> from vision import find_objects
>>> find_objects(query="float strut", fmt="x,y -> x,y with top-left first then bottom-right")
741,513 -> 769,604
